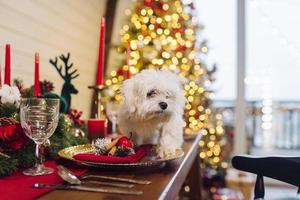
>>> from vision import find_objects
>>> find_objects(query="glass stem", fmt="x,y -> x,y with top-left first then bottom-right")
35,143 -> 44,169
112,121 -> 117,134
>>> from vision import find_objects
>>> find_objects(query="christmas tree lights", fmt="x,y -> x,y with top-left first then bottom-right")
104,0 -> 227,170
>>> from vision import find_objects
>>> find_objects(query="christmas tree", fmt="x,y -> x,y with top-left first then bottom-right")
104,0 -> 227,171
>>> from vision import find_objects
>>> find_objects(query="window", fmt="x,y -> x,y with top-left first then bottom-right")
194,0 -> 237,100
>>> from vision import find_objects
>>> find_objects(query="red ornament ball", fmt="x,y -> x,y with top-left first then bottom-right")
117,136 -> 133,148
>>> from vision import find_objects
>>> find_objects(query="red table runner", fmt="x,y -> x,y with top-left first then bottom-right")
0,161 -> 86,200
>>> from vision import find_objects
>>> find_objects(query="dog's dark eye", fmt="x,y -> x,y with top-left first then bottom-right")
166,91 -> 173,99
147,90 -> 156,98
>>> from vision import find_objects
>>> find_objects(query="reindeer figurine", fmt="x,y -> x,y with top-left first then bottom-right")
49,53 -> 79,111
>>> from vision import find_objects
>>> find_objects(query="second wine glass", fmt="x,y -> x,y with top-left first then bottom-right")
106,101 -> 120,137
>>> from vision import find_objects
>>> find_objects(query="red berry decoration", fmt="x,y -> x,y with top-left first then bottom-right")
117,136 -> 133,148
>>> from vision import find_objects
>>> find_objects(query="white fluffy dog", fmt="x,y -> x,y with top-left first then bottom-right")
118,69 -> 187,157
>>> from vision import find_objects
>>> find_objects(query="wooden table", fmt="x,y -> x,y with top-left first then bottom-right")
39,134 -> 202,200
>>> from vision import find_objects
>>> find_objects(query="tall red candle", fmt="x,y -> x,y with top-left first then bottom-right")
96,17 -> 106,86
34,53 -> 41,97
4,44 -> 11,86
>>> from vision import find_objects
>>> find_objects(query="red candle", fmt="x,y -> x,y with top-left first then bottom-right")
34,53 -> 41,97
96,17 -> 106,86
4,44 -> 11,86
125,46 -> 131,79
87,119 -> 107,139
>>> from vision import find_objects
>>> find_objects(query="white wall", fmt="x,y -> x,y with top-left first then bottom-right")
0,0 -> 107,118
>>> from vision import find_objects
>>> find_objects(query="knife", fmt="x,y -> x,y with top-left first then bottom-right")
33,183 -> 143,196
81,175 -> 152,185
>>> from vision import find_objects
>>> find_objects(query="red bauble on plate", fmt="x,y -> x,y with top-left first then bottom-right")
117,136 -> 133,148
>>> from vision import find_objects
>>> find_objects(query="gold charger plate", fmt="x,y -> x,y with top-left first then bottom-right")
58,144 -> 184,170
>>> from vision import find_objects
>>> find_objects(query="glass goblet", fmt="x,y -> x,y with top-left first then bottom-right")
20,98 -> 60,176
106,101 -> 120,137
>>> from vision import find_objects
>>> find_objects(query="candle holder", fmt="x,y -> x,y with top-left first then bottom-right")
87,84 -> 107,139
88,84 -> 105,119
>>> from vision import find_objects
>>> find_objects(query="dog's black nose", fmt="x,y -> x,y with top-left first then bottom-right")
159,102 -> 168,110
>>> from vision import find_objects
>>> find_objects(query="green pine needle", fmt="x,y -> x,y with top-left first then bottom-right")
0,157 -> 18,177
0,103 -> 18,118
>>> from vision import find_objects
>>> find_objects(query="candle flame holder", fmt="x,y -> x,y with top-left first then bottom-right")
88,84 -> 105,119
87,84 -> 107,139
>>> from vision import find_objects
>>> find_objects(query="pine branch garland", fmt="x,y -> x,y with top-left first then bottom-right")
0,131 -> 89,177
0,156 -> 18,177
49,131 -> 89,158
0,114 -> 89,176
0,79 -> 89,177
22,87 -> 34,98
11,142 -> 36,168
0,103 -> 18,118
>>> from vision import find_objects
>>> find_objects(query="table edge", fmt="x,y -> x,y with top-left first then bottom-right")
158,133 -> 202,200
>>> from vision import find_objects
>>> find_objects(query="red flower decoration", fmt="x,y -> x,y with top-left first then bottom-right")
0,123 -> 28,150
68,109 -> 84,126
40,80 -> 55,95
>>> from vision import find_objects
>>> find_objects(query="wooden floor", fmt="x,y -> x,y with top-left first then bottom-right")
264,185 -> 296,199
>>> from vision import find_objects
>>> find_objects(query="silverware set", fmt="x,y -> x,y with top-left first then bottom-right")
33,165 -> 152,196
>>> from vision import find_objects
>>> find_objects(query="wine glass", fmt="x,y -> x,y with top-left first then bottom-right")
20,98 -> 60,176
106,101 -> 120,137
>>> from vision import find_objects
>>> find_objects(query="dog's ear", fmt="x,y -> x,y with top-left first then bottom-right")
121,79 -> 137,113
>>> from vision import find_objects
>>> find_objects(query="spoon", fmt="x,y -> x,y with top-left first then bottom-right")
57,165 -> 134,188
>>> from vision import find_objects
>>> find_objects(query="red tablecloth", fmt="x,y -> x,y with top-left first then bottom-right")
0,161 -> 86,200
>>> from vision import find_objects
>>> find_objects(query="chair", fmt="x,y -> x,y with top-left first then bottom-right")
232,155 -> 300,200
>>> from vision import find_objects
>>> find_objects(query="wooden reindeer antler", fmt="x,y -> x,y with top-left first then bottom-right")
49,57 -> 64,79
49,53 -> 79,82
59,53 -> 79,81
49,53 -> 80,112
